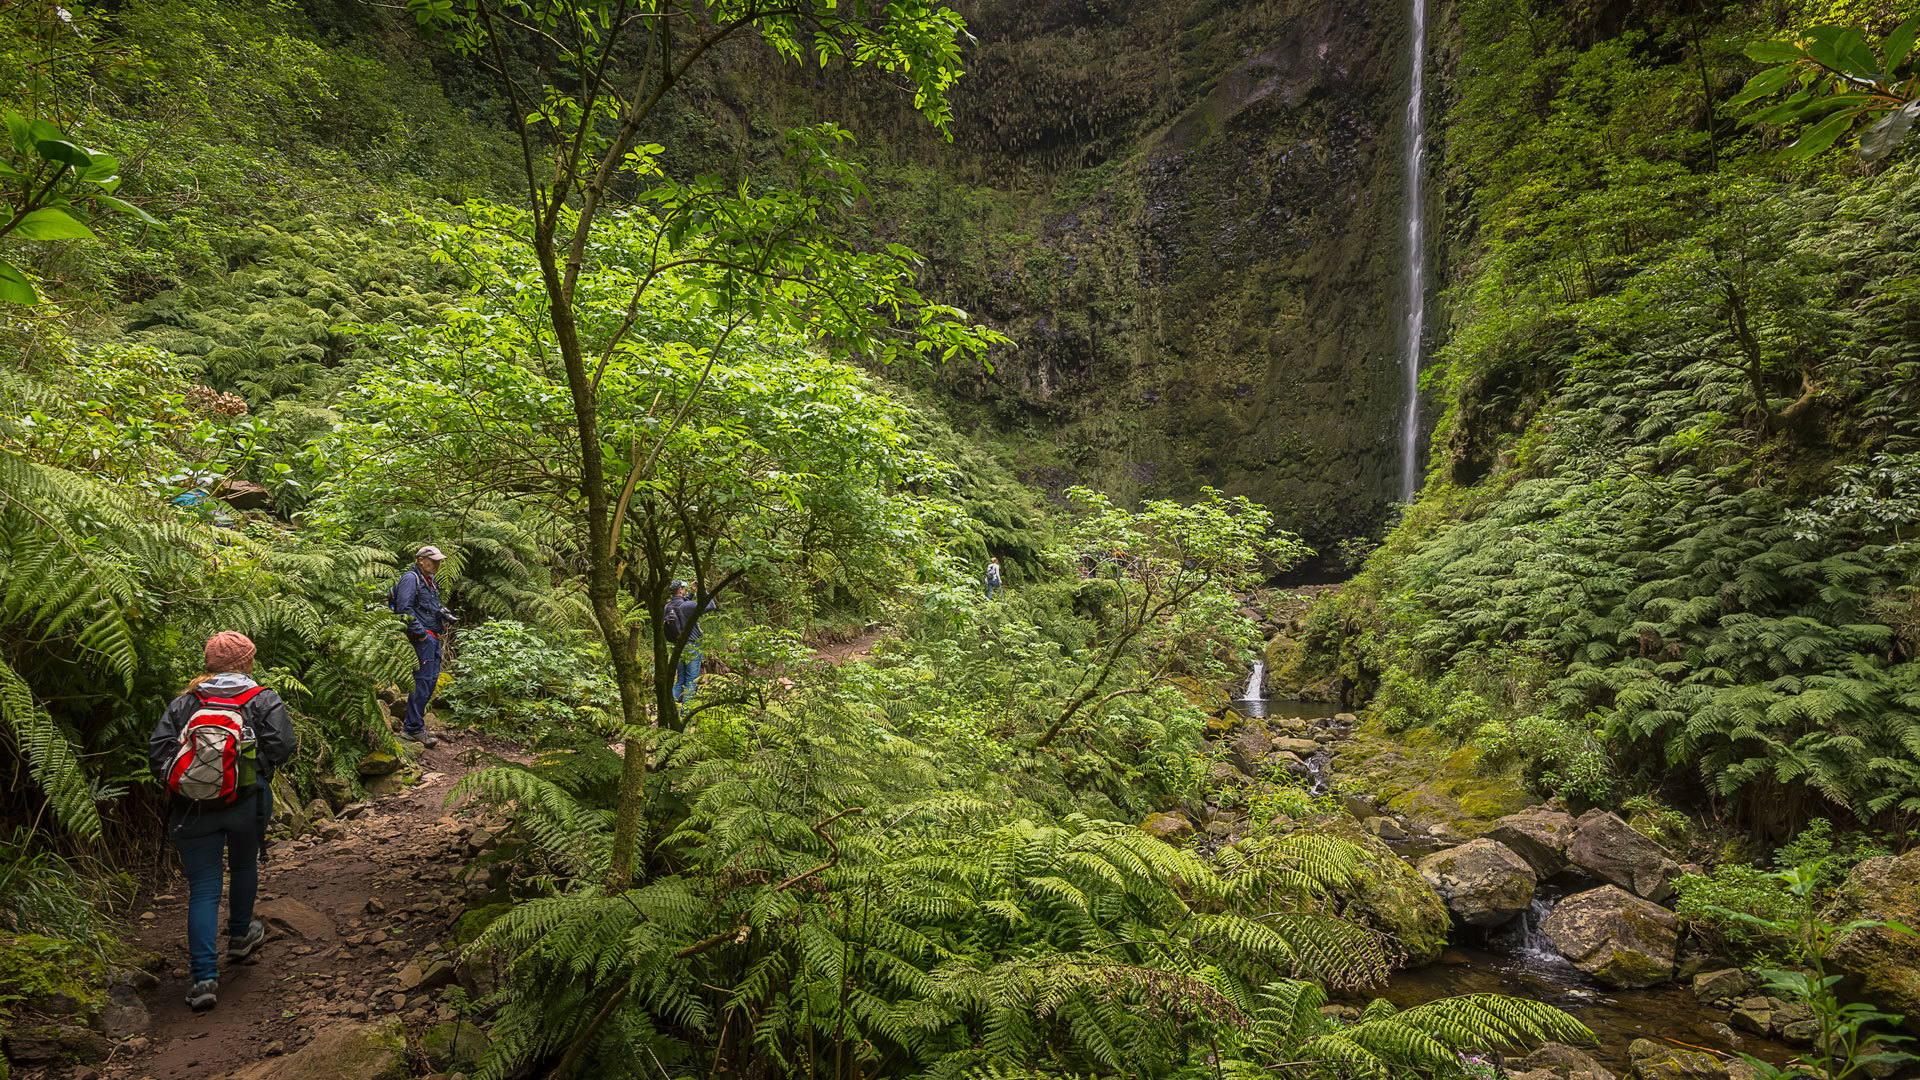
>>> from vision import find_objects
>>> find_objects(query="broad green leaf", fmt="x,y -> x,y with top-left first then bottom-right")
26,118 -> 59,144
12,207 -> 97,241
0,259 -> 37,303
1744,41 -> 1803,63
80,153 -> 118,182
1728,65 -> 1799,106
1836,29 -> 1877,78
34,139 -> 92,169
3,112 -> 30,157
1858,99 -> 1920,162
91,194 -> 163,227
1779,110 -> 1858,159
1887,17 -> 1920,74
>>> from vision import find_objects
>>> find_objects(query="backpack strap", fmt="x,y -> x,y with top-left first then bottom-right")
195,686 -> 267,707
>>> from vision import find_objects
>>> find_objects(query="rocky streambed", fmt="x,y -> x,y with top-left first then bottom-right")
1148,698 -> 1882,1077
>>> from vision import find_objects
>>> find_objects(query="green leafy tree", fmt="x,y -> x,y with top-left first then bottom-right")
397,0 -> 1003,888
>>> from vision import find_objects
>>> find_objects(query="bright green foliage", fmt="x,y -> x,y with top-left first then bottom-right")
450,682 -> 1567,1079
1313,0 -> 1920,829
0,108 -> 160,302
444,620 -> 619,740
1732,18 -> 1920,161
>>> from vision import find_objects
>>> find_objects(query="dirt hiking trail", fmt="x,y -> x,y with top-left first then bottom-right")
101,736 -> 510,1080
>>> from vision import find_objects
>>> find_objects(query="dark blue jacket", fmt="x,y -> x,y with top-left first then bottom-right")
666,596 -> 719,645
393,568 -> 447,638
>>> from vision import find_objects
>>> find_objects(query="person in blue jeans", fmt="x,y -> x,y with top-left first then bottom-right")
985,556 -> 1002,600
148,631 -> 297,1011
392,545 -> 453,747
665,580 -> 720,704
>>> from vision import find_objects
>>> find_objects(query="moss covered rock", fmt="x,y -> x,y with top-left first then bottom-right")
421,1020 -> 490,1073
1541,886 -> 1678,989
1333,720 -> 1534,834
1320,820 -> 1450,965
1140,811 -> 1196,843
1416,838 -> 1536,928
1827,847 -> 1920,1033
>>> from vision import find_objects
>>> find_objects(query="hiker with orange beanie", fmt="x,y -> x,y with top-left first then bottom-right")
147,631 -> 297,1011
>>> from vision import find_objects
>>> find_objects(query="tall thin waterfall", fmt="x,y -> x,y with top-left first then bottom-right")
1399,0 -> 1429,502
1242,659 -> 1265,701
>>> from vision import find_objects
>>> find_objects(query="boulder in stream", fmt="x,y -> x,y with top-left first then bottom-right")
1626,1038 -> 1734,1080
1541,885 -> 1678,988
1228,726 -> 1273,772
1487,807 -> 1576,877
1827,846 -> 1920,1033
1566,811 -> 1681,902
1320,819 -> 1451,964
1522,1042 -> 1615,1080
1416,838 -> 1537,927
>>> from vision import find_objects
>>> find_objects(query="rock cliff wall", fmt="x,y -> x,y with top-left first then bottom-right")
691,0 -> 1426,550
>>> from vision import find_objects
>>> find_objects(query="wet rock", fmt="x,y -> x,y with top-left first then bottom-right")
1729,997 -> 1773,1035
1541,885 -> 1679,988
1779,1019 -> 1819,1044
1567,812 -> 1681,902
1416,838 -> 1537,927
421,1020 -> 491,1073
1827,847 -> 1920,1032
3,1023 -> 110,1067
219,1015 -> 408,1080
1334,712 -> 1359,724
1363,816 -> 1406,841
1271,737 -> 1320,756
1691,968 -> 1757,1004
1522,1042 -> 1616,1080
1487,808 -> 1576,878
1320,819 -> 1451,965
357,752 -> 401,777
1626,1038 -> 1730,1080
1228,727 -> 1273,772
1769,999 -> 1812,1033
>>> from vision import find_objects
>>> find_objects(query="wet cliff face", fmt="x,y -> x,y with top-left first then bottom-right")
704,0 -> 1420,550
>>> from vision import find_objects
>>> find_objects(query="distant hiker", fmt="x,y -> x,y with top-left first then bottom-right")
148,631 -> 297,1011
665,580 -> 720,704
392,544 -> 454,747
1111,549 -> 1127,581
985,556 -> 1003,600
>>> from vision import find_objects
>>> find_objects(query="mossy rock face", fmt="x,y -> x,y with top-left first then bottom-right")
1334,719 -> 1533,834
1140,811 -> 1196,843
356,751 -> 401,777
421,1020 -> 490,1073
0,935 -> 107,1021
1540,885 -> 1677,989
1320,820 -> 1450,965
452,902 -> 512,946
1828,848 -> 1920,1032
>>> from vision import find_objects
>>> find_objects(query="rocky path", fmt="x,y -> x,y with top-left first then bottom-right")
99,735 -> 515,1080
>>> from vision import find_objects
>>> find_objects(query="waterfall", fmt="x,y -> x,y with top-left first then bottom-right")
1242,659 -> 1266,701
1516,897 -> 1556,959
1399,0 -> 1429,502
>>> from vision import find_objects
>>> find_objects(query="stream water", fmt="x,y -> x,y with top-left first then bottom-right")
1234,691 -> 1797,1071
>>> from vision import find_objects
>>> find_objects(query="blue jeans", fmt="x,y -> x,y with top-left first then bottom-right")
986,580 -> 1000,599
170,785 -> 269,981
673,647 -> 701,703
407,634 -> 441,733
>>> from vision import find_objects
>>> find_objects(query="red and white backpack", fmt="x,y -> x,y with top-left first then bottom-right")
166,687 -> 264,802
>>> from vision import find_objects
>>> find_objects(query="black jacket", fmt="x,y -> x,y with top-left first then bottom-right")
148,675 -> 299,794
666,596 -> 719,646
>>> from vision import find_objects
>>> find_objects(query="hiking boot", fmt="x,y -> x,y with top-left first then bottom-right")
400,730 -> 439,747
186,978 -> 219,1010
228,919 -> 266,960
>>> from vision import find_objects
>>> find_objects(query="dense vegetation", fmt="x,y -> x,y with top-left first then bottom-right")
0,1 -> 1616,1077
1306,0 -> 1920,840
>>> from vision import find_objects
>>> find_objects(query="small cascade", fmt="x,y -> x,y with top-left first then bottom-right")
1514,896 -> 1558,961
1305,750 -> 1333,795
1242,660 -> 1266,701
1399,0 -> 1429,502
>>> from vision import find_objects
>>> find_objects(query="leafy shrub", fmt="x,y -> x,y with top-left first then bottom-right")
443,620 -> 618,739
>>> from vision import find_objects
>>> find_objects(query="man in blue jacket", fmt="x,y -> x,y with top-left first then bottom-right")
393,545 -> 452,747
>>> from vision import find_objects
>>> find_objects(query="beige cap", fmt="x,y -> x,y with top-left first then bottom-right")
416,545 -> 446,560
